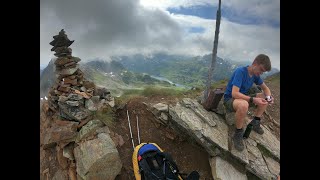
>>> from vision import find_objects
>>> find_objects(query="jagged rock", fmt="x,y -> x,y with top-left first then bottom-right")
72,56 -> 81,63
225,111 -> 235,126
230,138 -> 249,164
58,102 -> 91,121
54,46 -> 72,57
42,120 -> 79,148
110,131 -> 125,147
52,169 -> 68,180
246,138 -> 257,146
245,142 -> 277,180
106,96 -> 115,107
214,100 -> 226,115
59,83 -> 71,88
209,156 -> 247,180
152,103 -> 168,114
69,162 -> 77,180
149,103 -> 169,125
100,99 -> 106,105
263,155 -> 280,177
91,96 -> 100,103
68,93 -> 83,101
58,95 -> 69,102
74,133 -> 122,180
95,126 -> 111,134
74,89 -> 91,99
54,89 -> 63,96
160,112 -> 168,122
57,65 -> 79,76
66,100 -> 79,107
55,57 -> 74,66
50,95 -> 59,101
50,29 -> 74,51
64,61 -> 77,68
80,86 -> 86,92
57,146 -> 69,169
181,98 -> 216,127
85,99 -> 97,111
212,147 -> 221,156
83,80 -> 95,89
63,78 -> 77,85
169,98 -> 228,156
250,125 -> 280,160
63,143 -> 75,161
94,87 -> 110,99
75,119 -> 105,143
58,86 -> 71,93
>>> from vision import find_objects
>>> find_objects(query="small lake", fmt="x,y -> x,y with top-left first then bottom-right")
150,75 -> 190,89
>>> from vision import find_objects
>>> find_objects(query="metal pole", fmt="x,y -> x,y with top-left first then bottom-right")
204,0 -> 222,101
136,115 -> 141,144
126,110 -> 135,149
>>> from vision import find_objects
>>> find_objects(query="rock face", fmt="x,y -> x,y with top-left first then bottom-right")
209,156 -> 247,180
169,98 -> 228,154
74,132 -> 122,180
40,30 -> 122,180
166,98 -> 280,180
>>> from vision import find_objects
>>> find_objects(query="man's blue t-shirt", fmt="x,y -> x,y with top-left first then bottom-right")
224,66 -> 263,102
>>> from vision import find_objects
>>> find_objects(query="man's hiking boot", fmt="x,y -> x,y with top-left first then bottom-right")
233,129 -> 244,151
250,119 -> 264,135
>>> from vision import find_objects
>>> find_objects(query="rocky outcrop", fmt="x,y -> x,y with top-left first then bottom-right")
149,98 -> 280,180
169,98 -> 228,154
74,131 -> 122,180
209,156 -> 247,180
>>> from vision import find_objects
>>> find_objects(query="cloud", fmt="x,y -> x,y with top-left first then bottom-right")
41,0 -> 183,64
140,0 -> 280,24
223,0 -> 280,24
169,14 -> 280,69
41,0 -> 280,69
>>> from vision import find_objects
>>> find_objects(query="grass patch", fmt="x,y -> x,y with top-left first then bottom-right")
210,79 -> 228,89
142,85 -> 187,97
115,89 -> 144,105
264,73 -> 280,86
93,105 -> 116,127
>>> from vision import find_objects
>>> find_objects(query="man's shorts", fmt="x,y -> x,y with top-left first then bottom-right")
223,87 -> 260,112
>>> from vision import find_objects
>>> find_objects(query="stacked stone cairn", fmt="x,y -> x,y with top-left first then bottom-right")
47,29 -> 105,121
41,29 -> 122,180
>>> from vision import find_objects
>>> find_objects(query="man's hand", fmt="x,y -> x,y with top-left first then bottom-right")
253,97 -> 268,105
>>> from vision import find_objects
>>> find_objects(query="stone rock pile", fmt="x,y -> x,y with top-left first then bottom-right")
40,29 -> 121,180
47,29 -> 111,122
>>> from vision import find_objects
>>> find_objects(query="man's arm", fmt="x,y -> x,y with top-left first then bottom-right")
231,86 -> 251,102
259,82 -> 274,104
259,82 -> 271,96
232,85 -> 268,105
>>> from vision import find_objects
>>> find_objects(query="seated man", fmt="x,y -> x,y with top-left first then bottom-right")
223,54 -> 274,151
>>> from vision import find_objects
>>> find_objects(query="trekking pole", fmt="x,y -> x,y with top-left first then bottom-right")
136,115 -> 141,144
126,110 -> 135,150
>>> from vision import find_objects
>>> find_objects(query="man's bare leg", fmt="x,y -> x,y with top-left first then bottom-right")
250,93 -> 268,134
232,99 -> 249,151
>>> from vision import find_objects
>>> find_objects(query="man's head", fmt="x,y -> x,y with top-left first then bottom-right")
251,54 -> 271,75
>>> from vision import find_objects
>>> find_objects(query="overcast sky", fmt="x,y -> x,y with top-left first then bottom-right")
40,0 -> 280,70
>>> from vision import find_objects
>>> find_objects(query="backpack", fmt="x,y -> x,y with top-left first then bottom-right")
133,143 -> 183,180
202,88 -> 224,112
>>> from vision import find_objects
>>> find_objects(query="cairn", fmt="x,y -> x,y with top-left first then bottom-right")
47,29 -> 97,122
41,29 -> 121,180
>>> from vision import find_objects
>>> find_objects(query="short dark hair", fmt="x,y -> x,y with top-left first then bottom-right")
253,54 -> 271,71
